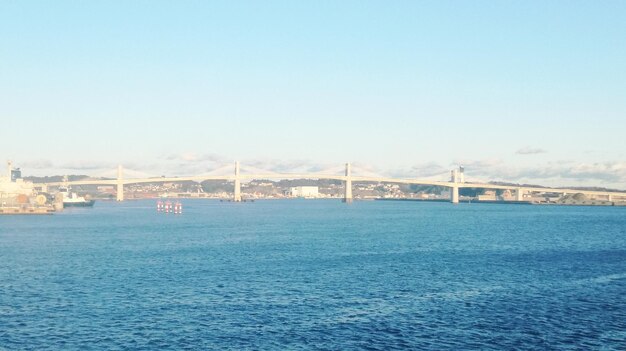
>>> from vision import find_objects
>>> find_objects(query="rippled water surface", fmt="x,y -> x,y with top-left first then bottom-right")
1,200 -> 625,350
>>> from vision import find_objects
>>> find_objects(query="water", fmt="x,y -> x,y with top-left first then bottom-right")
1,199 -> 625,350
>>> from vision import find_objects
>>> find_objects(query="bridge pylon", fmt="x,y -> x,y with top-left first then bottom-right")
116,164 -> 124,202
516,188 -> 525,201
343,163 -> 353,203
450,186 -> 459,204
450,168 -> 460,204
233,161 -> 241,202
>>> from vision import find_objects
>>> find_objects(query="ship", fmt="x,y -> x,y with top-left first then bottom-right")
59,186 -> 95,208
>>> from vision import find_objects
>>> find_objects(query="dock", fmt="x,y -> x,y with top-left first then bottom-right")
0,206 -> 55,215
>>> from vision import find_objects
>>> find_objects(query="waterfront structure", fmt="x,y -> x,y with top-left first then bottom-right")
1,161 -> 57,214
0,161 -> 35,199
288,186 -> 319,198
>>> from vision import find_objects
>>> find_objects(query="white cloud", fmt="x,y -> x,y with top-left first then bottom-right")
516,146 -> 547,155
243,158 -> 336,174
59,160 -> 115,170
164,152 -> 228,163
389,162 -> 449,178
21,159 -> 54,169
461,159 -> 626,188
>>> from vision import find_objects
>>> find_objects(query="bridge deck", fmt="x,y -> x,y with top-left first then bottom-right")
39,173 -> 626,198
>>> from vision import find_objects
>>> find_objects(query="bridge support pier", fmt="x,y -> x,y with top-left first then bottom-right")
516,188 -> 525,202
343,163 -> 353,203
608,194 -> 613,202
450,186 -> 459,204
116,164 -> 124,202
233,161 -> 241,202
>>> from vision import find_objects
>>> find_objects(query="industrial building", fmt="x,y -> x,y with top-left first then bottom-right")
287,186 -> 319,198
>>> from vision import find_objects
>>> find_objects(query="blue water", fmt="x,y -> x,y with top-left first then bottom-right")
1,200 -> 625,350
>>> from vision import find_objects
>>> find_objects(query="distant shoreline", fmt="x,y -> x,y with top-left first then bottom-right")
374,198 -> 624,207
89,197 -> 626,207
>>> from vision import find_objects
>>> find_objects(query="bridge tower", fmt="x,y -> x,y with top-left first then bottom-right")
343,163 -> 353,203
233,161 -> 241,202
450,168 -> 460,204
116,164 -> 124,202
516,188 -> 525,201
450,186 -> 459,204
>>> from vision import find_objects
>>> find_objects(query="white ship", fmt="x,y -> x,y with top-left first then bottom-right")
59,186 -> 95,208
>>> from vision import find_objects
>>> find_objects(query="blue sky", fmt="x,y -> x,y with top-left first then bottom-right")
1,1 -> 625,187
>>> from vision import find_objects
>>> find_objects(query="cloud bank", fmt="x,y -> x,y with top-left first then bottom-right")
516,147 -> 547,155
14,155 -> 626,190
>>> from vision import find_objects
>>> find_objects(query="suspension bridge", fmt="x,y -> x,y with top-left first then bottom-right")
36,162 -> 626,204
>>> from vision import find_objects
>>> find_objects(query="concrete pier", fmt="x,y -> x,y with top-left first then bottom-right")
0,206 -> 54,215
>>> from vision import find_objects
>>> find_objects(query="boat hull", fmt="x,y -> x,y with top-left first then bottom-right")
63,200 -> 95,208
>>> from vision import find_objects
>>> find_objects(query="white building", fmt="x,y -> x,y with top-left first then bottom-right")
288,186 -> 319,198
1,161 -> 35,199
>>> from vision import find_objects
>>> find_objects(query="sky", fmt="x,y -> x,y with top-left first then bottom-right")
1,1 -> 625,188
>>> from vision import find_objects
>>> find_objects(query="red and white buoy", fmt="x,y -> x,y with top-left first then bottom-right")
157,200 -> 182,214
174,202 -> 182,214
